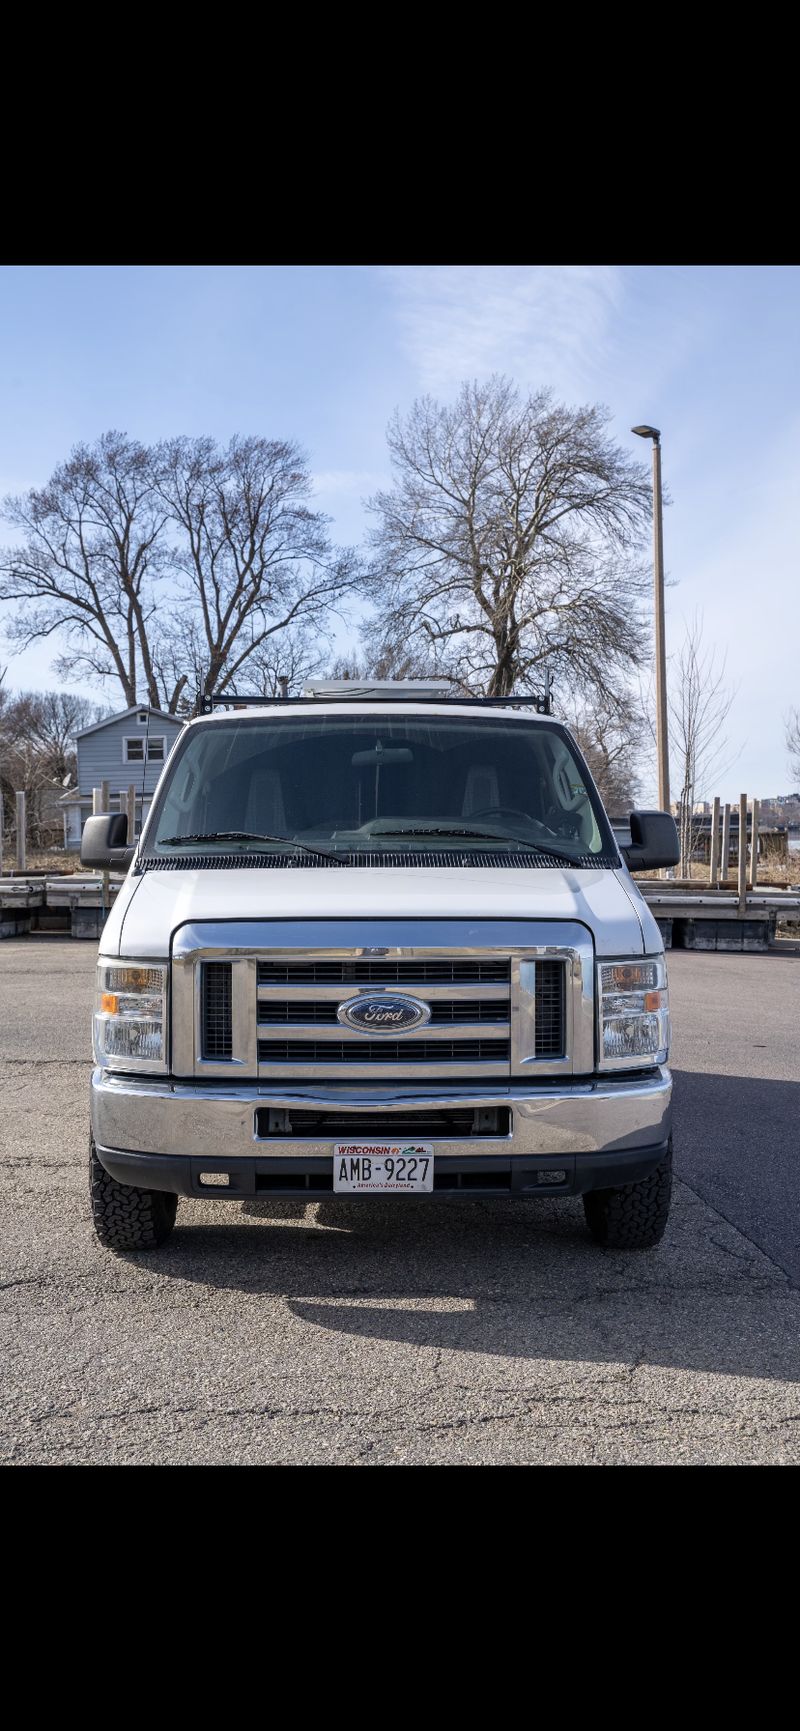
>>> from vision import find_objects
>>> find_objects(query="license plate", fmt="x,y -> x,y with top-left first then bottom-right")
333,1142 -> 434,1193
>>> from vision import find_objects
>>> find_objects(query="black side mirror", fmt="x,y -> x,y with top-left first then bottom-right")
620,809 -> 680,872
80,813 -> 136,871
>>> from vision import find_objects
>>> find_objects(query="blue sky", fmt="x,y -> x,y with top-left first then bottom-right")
1,264 -> 798,801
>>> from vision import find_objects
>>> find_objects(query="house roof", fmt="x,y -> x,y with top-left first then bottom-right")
58,789 -> 154,806
76,704 -> 181,739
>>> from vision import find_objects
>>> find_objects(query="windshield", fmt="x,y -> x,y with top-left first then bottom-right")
146,712 -> 617,862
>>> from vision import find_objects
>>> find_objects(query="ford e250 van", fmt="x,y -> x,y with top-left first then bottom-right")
81,681 -> 680,1254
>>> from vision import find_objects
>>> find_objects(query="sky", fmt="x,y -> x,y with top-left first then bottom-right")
0,263 -> 798,803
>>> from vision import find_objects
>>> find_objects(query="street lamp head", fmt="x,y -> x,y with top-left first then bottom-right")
632,424 -> 661,442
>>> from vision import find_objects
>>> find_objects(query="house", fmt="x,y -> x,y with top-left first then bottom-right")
60,705 -> 184,848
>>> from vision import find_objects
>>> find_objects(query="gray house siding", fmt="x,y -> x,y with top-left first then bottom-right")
61,707 -> 184,847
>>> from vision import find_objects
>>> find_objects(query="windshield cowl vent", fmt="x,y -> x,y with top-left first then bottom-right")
137,849 -> 616,873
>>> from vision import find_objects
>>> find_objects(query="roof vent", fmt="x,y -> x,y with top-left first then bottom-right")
302,678 -> 454,699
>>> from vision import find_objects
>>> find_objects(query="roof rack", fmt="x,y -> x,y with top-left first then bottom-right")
196,683 -> 553,717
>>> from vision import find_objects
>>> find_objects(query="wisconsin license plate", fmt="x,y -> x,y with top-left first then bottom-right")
333,1143 -> 434,1193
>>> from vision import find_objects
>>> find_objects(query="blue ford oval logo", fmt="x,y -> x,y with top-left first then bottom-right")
338,994 -> 431,1034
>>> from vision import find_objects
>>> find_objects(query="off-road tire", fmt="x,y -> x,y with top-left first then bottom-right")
89,1135 -> 177,1252
583,1141 -> 672,1250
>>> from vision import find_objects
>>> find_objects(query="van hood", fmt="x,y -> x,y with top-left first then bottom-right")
102,863 -> 654,959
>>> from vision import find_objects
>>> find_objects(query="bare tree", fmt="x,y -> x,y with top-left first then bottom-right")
786,709 -> 800,787
0,685 -> 107,850
152,435 -> 362,703
667,614 -> 739,874
0,433 -> 171,710
332,633 -> 449,686
13,690 -> 108,779
235,623 -> 329,698
1,431 -> 364,714
365,378 -> 652,701
566,693 -> 644,816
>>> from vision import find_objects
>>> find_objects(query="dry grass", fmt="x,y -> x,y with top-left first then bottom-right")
635,859 -> 800,889
1,849 -> 80,876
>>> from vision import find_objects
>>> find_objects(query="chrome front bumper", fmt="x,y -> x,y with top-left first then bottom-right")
91,1066 -> 672,1161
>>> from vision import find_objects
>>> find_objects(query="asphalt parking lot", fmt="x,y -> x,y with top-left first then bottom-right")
1,938 -> 798,1465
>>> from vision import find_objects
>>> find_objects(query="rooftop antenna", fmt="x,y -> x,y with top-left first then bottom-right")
138,703 -> 152,852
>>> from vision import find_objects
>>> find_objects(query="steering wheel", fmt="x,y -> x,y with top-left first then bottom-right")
467,805 -> 550,830
468,805 -> 574,842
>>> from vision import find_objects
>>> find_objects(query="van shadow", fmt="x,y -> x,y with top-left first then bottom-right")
129,1069 -> 800,1385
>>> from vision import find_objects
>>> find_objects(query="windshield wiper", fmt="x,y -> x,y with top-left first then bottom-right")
157,832 -> 347,866
377,826 -> 582,865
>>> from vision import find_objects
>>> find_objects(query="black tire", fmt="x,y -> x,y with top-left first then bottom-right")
583,1142 -> 672,1250
89,1135 -> 177,1252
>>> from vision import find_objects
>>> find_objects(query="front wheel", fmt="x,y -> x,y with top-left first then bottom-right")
583,1142 -> 672,1250
89,1135 -> 177,1252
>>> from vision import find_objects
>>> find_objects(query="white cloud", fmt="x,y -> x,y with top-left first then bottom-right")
380,265 -> 624,399
311,468 -> 387,501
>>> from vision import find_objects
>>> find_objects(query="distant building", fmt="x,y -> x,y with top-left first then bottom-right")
677,809 -> 789,866
59,706 -> 184,848
759,793 -> 800,829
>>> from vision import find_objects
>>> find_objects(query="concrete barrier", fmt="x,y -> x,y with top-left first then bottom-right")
0,875 -> 123,938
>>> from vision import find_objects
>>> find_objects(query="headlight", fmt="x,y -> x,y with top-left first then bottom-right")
94,961 -> 168,1072
598,956 -> 669,1069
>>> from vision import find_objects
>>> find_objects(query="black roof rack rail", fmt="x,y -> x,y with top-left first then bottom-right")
196,688 -> 553,717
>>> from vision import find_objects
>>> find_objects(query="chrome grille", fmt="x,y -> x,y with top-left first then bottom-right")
258,998 -> 508,1025
257,959 -> 510,985
201,962 -> 233,1059
255,952 -> 567,1078
257,1038 -> 511,1065
534,961 -> 566,1058
257,952 -> 513,1076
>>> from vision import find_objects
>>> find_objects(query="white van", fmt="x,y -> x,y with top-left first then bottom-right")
81,682 -> 679,1253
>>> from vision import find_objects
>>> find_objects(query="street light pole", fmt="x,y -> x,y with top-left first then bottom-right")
633,425 -> 670,813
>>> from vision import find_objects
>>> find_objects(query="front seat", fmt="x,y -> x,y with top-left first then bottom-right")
245,768 -> 287,835
462,764 -> 500,816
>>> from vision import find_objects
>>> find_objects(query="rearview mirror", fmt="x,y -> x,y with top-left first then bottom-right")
351,748 -> 414,765
620,810 -> 679,872
80,812 -> 136,871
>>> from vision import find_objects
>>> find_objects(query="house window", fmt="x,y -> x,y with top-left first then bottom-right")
123,736 -> 166,763
137,710 -> 148,724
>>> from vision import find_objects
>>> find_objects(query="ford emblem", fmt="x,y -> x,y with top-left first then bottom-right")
338,993 -> 431,1034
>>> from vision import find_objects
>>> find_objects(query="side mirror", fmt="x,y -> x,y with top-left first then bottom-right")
620,809 -> 680,872
80,813 -> 136,871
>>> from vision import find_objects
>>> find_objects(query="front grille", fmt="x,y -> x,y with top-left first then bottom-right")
192,948 -> 573,1078
250,1161 -> 571,1195
252,953 -> 570,1073
258,959 -> 510,986
258,997 -> 508,1025
258,1038 -> 510,1065
201,962 -> 232,1058
255,1107 -> 511,1138
535,960 -> 566,1058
